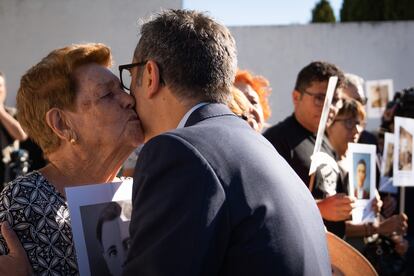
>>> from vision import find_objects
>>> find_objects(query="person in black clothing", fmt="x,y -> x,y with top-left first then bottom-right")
0,72 -> 28,187
263,61 -> 354,237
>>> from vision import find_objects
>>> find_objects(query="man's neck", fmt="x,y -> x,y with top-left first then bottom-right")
142,93 -> 200,142
293,112 -> 317,134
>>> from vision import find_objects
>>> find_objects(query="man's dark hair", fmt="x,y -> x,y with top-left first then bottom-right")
294,61 -> 344,92
357,158 -> 366,167
96,202 -> 122,247
134,9 -> 237,103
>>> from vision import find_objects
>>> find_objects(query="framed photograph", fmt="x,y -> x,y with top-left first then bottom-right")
379,133 -> 397,194
365,79 -> 393,118
66,179 -> 133,276
393,116 -> 414,187
347,143 -> 377,223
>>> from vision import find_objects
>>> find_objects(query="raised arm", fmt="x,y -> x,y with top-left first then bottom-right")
0,106 -> 27,141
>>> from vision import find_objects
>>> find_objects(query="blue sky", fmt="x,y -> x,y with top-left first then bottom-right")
183,0 -> 343,26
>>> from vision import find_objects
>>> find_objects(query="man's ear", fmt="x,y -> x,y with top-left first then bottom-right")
45,108 -> 75,143
143,60 -> 162,99
292,90 -> 302,107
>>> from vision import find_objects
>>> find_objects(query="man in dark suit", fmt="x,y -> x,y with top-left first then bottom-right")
121,10 -> 330,275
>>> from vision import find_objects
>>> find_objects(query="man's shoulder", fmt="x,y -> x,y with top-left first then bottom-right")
263,115 -> 296,137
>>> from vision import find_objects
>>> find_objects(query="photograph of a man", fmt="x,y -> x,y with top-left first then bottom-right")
80,200 -> 131,276
353,156 -> 370,200
399,126 -> 413,171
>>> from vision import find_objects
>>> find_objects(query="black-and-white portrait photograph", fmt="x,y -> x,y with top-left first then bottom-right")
66,179 -> 133,276
81,200 -> 132,276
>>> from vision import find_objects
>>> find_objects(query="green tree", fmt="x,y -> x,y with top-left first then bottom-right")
311,0 -> 336,23
340,0 -> 414,22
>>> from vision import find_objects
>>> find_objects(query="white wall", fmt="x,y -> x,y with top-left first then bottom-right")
230,22 -> 414,130
0,0 -> 181,106
1,3 -> 413,132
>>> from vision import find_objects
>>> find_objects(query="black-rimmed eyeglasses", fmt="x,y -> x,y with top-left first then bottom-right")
301,89 -> 342,108
118,61 -> 147,91
334,118 -> 362,130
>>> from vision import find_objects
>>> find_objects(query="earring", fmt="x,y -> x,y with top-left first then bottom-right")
69,130 -> 78,145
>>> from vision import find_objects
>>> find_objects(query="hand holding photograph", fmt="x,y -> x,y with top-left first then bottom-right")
379,132 -> 398,194
393,116 -> 414,187
347,143 -> 377,223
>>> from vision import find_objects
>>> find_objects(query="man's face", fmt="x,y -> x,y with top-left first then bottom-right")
129,56 -> 150,140
294,81 -> 328,133
356,163 -> 366,188
101,217 -> 130,276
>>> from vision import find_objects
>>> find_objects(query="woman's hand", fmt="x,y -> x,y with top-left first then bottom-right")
0,222 -> 32,276
371,192 -> 383,215
391,235 -> 409,256
382,195 -> 397,218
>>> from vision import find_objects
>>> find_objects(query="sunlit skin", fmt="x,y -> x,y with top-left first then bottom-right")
129,58 -> 195,142
0,76 -> 7,103
41,63 -> 144,194
65,64 -> 143,151
234,81 -> 265,132
293,81 -> 328,133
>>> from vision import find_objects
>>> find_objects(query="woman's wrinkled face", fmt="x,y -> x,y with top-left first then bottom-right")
234,81 -> 265,132
68,64 -> 143,153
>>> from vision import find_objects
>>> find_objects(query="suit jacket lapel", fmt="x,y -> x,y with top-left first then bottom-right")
184,103 -> 236,127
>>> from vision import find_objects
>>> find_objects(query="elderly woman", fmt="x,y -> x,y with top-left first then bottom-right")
230,70 -> 272,132
0,43 -> 143,274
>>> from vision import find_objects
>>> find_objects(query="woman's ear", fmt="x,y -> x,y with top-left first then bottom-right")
144,60 -> 162,99
45,108 -> 76,143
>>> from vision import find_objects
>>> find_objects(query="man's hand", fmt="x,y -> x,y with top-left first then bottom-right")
317,193 -> 355,221
0,222 -> 32,276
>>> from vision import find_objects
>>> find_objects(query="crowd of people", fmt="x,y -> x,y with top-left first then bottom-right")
0,8 -> 412,276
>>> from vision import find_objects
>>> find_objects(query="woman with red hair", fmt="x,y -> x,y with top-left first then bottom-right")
233,70 -> 272,132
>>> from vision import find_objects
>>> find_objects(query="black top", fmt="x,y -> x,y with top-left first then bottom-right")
0,171 -> 78,275
0,107 -> 17,186
263,114 -> 346,237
